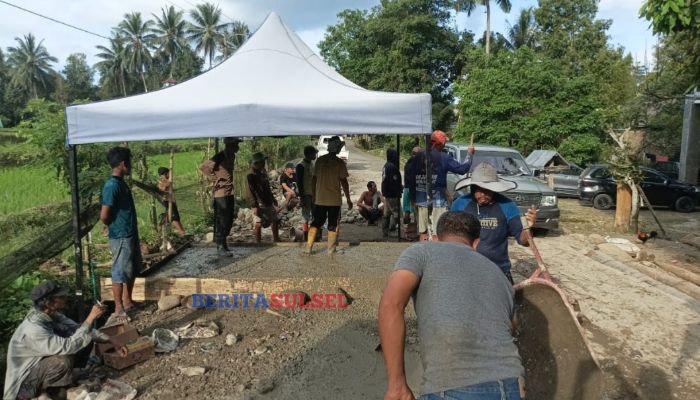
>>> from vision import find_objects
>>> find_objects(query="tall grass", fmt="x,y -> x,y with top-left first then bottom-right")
0,167 -> 68,215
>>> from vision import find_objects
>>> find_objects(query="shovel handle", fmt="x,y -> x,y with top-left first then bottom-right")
521,217 -> 551,281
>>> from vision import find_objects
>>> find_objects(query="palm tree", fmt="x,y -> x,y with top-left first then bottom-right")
152,5 -> 187,78
6,33 -> 58,99
454,0 -> 512,55
187,2 -> 230,69
118,12 -> 155,92
216,20 -> 249,63
505,8 -> 537,51
95,34 -> 128,97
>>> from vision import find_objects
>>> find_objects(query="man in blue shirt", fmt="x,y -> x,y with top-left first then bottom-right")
408,130 -> 473,241
101,147 -> 141,322
451,162 -> 537,284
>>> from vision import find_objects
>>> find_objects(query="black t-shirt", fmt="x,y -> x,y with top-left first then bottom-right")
280,173 -> 297,195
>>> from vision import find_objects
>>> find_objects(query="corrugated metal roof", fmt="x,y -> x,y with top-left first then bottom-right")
526,150 -> 561,168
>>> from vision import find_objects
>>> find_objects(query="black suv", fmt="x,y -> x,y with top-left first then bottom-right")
578,165 -> 699,212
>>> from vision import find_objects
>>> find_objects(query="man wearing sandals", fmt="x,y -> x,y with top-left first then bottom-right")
101,147 -> 141,321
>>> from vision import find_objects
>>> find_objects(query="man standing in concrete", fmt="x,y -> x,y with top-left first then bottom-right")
304,136 -> 353,255
382,148 -> 402,238
451,162 -> 537,284
378,211 -> 523,400
296,145 -> 318,240
409,130 -> 473,240
246,152 -> 280,243
200,137 -> 241,256
101,147 -> 141,321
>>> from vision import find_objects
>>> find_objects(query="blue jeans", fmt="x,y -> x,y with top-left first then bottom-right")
421,378 -> 521,400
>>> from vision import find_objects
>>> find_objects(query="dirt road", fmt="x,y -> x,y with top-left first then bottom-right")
105,145 -> 699,400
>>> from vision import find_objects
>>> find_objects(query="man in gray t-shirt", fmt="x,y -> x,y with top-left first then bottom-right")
379,211 -> 523,400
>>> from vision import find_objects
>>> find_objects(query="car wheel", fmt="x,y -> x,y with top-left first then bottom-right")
593,193 -> 614,210
674,196 -> 695,213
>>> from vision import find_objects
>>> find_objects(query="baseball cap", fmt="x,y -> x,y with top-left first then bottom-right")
31,281 -> 69,302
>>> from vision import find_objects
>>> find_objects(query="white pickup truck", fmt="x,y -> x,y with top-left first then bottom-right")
316,135 -> 349,161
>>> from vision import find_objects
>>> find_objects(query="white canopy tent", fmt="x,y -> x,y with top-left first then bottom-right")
65,12 -> 432,145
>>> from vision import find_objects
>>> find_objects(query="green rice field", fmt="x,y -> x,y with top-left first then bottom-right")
0,167 -> 69,215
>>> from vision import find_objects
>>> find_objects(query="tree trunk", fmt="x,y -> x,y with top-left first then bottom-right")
140,69 -> 148,93
485,1 -> 491,55
120,73 -> 127,97
630,183 -> 640,233
614,183 -> 632,230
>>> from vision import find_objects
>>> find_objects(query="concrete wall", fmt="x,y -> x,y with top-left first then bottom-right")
680,93 -> 700,184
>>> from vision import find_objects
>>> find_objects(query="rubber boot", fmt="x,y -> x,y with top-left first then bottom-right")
327,230 -> 339,255
272,222 -> 280,243
302,223 -> 309,241
304,227 -> 318,255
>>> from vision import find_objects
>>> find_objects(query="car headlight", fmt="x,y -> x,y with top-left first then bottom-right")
540,195 -> 557,207
581,185 -> 600,192
695,186 -> 700,193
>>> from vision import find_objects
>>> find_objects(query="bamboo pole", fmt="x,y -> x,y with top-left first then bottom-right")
636,184 -> 667,237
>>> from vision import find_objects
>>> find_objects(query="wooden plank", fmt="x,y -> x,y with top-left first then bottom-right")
100,276 -> 357,301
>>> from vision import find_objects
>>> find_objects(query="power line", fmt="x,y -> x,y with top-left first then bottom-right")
0,0 -> 109,40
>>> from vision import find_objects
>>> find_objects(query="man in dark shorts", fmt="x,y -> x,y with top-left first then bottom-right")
4,281 -> 127,400
304,136 -> 353,255
246,152 -> 280,243
200,137 -> 240,256
279,162 -> 299,210
379,211 -> 524,400
450,162 -> 537,284
101,147 -> 141,321
157,167 -> 185,236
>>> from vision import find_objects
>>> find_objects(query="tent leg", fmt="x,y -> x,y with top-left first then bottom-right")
425,134 -> 432,240
68,144 -> 85,320
213,138 -> 219,242
396,135 -> 401,242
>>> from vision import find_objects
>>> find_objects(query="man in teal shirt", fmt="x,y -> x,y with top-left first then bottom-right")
101,147 -> 141,322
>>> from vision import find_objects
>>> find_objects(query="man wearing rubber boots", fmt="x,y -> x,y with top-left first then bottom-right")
200,137 -> 241,257
296,145 -> 317,240
450,162 -> 537,284
304,136 -> 352,256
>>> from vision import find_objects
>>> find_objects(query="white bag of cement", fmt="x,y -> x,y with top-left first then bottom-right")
94,379 -> 137,400
604,237 -> 640,254
151,328 -> 179,352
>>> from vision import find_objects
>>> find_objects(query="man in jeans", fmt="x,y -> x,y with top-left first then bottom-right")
200,137 -> 241,256
101,147 -> 141,321
379,211 -> 523,400
382,148 -> 402,238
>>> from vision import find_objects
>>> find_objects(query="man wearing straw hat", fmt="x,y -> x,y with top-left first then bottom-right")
451,162 -> 537,284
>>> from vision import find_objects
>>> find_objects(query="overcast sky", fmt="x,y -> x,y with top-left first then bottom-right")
0,0 -> 656,73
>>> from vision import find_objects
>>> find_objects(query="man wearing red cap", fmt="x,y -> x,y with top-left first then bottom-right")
408,130 -> 474,240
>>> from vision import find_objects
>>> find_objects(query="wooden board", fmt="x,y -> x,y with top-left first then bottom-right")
100,276 -> 357,301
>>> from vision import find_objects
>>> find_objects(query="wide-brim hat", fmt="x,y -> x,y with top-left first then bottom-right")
223,137 -> 242,145
327,136 -> 345,153
455,162 -> 517,193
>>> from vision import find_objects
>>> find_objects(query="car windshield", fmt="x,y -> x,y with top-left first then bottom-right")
468,150 -> 532,176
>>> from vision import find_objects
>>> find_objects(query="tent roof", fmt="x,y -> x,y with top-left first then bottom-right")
65,12 -> 432,145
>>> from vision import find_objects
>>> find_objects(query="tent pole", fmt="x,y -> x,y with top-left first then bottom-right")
213,138 -> 219,242
425,134 -> 432,240
68,144 -> 85,320
396,135 -> 401,242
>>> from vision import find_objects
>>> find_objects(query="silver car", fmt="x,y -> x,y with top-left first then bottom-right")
444,143 -> 560,231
